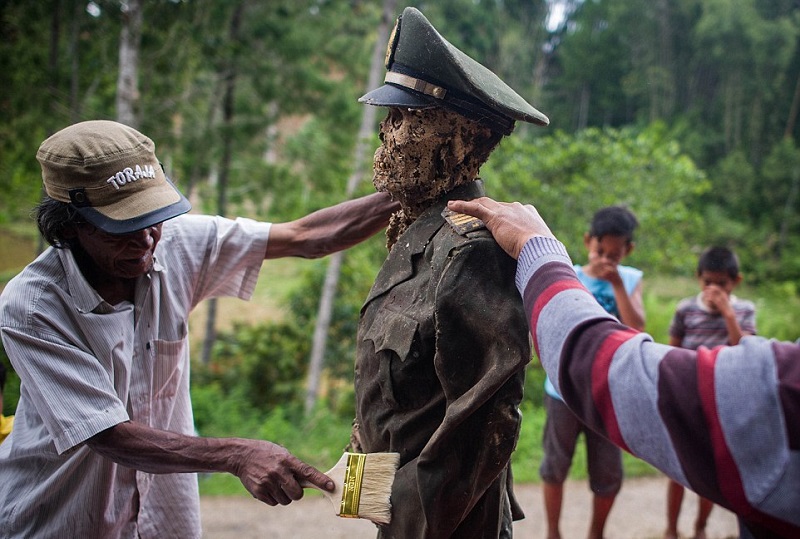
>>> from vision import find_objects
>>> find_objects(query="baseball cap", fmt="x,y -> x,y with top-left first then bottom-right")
37,120 -> 191,235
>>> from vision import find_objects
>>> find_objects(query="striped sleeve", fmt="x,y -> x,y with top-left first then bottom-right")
516,237 -> 800,536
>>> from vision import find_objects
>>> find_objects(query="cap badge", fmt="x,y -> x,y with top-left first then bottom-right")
384,17 -> 400,68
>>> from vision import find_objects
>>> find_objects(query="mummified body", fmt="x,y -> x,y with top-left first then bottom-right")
352,104 -> 531,539
353,6 -> 549,535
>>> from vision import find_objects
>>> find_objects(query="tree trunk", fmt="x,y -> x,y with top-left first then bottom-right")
116,0 -> 143,128
68,0 -> 81,122
577,82 -> 590,130
785,71 -> 800,139
777,167 -> 800,260
304,0 -> 397,415
201,2 -> 244,366
655,0 -> 674,119
40,0 -> 62,255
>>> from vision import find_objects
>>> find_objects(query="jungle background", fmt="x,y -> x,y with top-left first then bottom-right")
2,0 -> 800,493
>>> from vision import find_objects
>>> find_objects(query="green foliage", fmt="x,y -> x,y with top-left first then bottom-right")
197,404 -> 357,496
190,382 -> 264,439
193,234 -> 386,419
203,321 -> 309,410
483,123 -> 709,273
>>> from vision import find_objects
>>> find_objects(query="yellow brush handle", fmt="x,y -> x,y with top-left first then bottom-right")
339,453 -> 366,518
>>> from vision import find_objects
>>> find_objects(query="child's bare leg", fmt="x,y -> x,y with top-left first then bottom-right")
664,479 -> 684,539
693,496 -> 714,539
587,493 -> 615,539
543,481 -> 563,539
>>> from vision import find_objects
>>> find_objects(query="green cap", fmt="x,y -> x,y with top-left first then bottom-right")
359,7 -> 549,134
37,120 -> 191,235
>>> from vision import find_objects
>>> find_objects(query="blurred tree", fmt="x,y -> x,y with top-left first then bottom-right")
116,0 -> 142,127
305,0 -> 398,415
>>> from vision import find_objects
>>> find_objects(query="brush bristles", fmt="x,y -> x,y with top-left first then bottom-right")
354,452 -> 400,525
304,451 -> 400,525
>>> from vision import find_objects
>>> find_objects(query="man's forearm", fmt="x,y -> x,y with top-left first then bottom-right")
87,420 -> 245,475
266,192 -> 399,259
87,420 -> 334,506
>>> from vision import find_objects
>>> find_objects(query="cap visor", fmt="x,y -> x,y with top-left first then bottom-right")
75,177 -> 192,235
359,84 -> 437,108
77,195 -> 191,235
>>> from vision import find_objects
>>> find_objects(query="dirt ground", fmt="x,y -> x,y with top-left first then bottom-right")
200,476 -> 739,539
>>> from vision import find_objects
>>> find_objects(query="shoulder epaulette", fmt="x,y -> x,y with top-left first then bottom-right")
441,207 -> 486,236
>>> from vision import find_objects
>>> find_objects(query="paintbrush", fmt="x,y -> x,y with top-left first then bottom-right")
301,452 -> 400,525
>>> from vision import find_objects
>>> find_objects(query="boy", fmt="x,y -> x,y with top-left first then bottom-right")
664,246 -> 756,539
540,205 -> 645,539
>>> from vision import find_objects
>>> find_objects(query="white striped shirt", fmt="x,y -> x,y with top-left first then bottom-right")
0,214 -> 270,539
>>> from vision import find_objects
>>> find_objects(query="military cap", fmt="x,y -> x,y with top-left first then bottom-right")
37,120 -> 191,235
359,7 -> 549,134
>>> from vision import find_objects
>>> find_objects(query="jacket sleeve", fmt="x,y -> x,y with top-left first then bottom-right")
516,236 -> 800,536
387,234 -> 530,538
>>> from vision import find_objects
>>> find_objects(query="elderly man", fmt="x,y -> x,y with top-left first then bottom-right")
0,120 -> 398,538
351,7 -> 549,538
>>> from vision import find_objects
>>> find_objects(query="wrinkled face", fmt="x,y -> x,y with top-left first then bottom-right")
373,107 -> 465,208
75,223 -> 163,280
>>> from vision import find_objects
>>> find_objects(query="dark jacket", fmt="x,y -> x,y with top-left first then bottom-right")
354,181 -> 530,538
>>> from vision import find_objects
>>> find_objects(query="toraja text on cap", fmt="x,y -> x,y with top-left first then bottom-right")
106,164 -> 157,190
36,120 -> 191,235
359,7 -> 549,133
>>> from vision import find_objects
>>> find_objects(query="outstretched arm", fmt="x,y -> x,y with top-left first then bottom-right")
449,196 -> 800,535
88,420 -> 334,506
266,192 -> 399,259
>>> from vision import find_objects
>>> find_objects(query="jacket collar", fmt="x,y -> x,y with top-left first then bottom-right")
365,180 -> 486,303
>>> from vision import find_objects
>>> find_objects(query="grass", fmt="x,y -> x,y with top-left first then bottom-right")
196,398 -> 659,497
187,257 -> 311,352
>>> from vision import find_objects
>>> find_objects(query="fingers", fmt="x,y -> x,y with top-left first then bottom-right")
248,473 -> 304,506
295,463 -> 336,492
447,197 -> 497,222
237,443 -> 330,506
447,197 -> 554,260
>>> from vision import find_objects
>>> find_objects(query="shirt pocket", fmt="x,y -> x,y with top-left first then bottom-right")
364,310 -> 435,410
152,324 -> 188,400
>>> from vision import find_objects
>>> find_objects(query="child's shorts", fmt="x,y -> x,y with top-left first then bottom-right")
539,394 -> 623,497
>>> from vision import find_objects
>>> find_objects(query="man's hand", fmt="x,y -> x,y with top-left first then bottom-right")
232,440 -> 335,506
447,197 -> 555,260
88,421 -> 334,507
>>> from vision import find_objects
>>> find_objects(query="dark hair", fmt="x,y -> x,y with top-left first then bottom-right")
697,246 -> 740,278
0,362 -> 6,392
588,206 -> 639,242
35,196 -> 84,249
